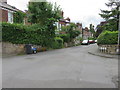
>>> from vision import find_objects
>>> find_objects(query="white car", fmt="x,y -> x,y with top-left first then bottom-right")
95,40 -> 97,43
81,40 -> 89,45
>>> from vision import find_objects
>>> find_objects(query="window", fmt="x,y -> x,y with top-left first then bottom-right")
8,11 -> 13,23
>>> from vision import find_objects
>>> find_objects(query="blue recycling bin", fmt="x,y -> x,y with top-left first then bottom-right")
25,44 -> 37,54
32,47 -> 37,54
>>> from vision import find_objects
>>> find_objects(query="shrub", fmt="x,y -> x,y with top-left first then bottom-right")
59,34 -> 70,43
97,31 -> 118,45
13,11 -> 26,24
88,37 -> 96,40
52,37 -> 63,49
70,30 -> 80,39
77,37 -> 83,42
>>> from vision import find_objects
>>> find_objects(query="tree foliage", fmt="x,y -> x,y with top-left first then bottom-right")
99,0 -> 120,31
97,31 -> 118,45
28,1 -> 62,25
13,11 -> 26,24
60,23 -> 80,41
89,24 -> 95,37
27,1 -> 63,47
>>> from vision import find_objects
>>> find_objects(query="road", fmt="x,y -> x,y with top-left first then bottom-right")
2,44 -> 118,88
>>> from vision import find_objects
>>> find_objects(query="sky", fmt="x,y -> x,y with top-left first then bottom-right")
7,0 -> 109,28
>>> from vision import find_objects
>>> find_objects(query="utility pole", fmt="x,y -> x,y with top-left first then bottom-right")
118,4 -> 120,55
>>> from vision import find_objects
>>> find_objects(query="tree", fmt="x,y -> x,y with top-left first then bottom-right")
28,1 -> 62,47
99,0 -> 120,31
89,24 -> 95,37
13,11 -> 26,24
60,23 -> 80,42
28,1 -> 62,25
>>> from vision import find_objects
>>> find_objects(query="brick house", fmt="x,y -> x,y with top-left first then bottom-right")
59,17 -> 71,26
82,27 -> 92,39
55,11 -> 71,32
0,0 -> 21,23
76,23 -> 82,37
23,10 -> 32,25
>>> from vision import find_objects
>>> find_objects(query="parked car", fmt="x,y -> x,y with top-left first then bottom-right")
81,40 -> 89,45
88,40 -> 95,44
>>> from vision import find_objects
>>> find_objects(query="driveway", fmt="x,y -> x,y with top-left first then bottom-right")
2,44 -> 118,88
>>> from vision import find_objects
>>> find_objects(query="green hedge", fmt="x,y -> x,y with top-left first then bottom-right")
97,31 -> 118,45
2,22 -> 55,47
52,37 -> 63,49
70,30 -> 80,39
59,34 -> 70,43
88,37 -> 96,40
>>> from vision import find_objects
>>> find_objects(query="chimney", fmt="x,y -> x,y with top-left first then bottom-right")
1,0 -> 7,3
61,11 -> 64,17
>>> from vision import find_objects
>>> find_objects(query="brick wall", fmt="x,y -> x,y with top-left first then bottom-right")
0,9 -> 8,22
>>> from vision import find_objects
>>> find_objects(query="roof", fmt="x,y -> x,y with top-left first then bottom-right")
59,19 -> 70,23
0,2 -> 23,12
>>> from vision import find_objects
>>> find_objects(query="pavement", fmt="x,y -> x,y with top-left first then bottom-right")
2,44 -> 118,88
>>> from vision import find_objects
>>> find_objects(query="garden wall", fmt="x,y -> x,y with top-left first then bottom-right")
98,44 -> 119,55
2,42 -> 25,57
2,42 -> 46,57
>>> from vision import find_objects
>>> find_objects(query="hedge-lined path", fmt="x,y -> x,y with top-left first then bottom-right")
2,44 -> 118,88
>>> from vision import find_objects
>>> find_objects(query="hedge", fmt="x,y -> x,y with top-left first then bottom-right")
59,34 -> 70,43
2,22 -> 55,47
88,37 -> 96,40
52,37 -> 63,49
97,31 -> 118,45
70,30 -> 80,39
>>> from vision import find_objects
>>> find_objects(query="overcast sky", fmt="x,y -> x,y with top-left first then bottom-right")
7,0 -> 109,28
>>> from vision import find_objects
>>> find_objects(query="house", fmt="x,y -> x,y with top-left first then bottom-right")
82,27 -> 92,39
23,10 -> 32,25
76,23 -> 82,37
0,0 -> 21,23
55,11 -> 71,32
59,17 -> 71,27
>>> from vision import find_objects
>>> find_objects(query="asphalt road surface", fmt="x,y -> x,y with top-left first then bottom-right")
2,44 -> 118,88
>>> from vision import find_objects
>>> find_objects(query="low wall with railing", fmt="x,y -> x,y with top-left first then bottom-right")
98,44 -> 119,55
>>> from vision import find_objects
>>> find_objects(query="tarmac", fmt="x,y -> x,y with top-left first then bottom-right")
3,44 -> 118,88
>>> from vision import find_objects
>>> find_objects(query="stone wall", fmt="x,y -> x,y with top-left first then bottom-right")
2,42 -> 25,57
98,45 -> 119,55
1,42 -> 46,57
